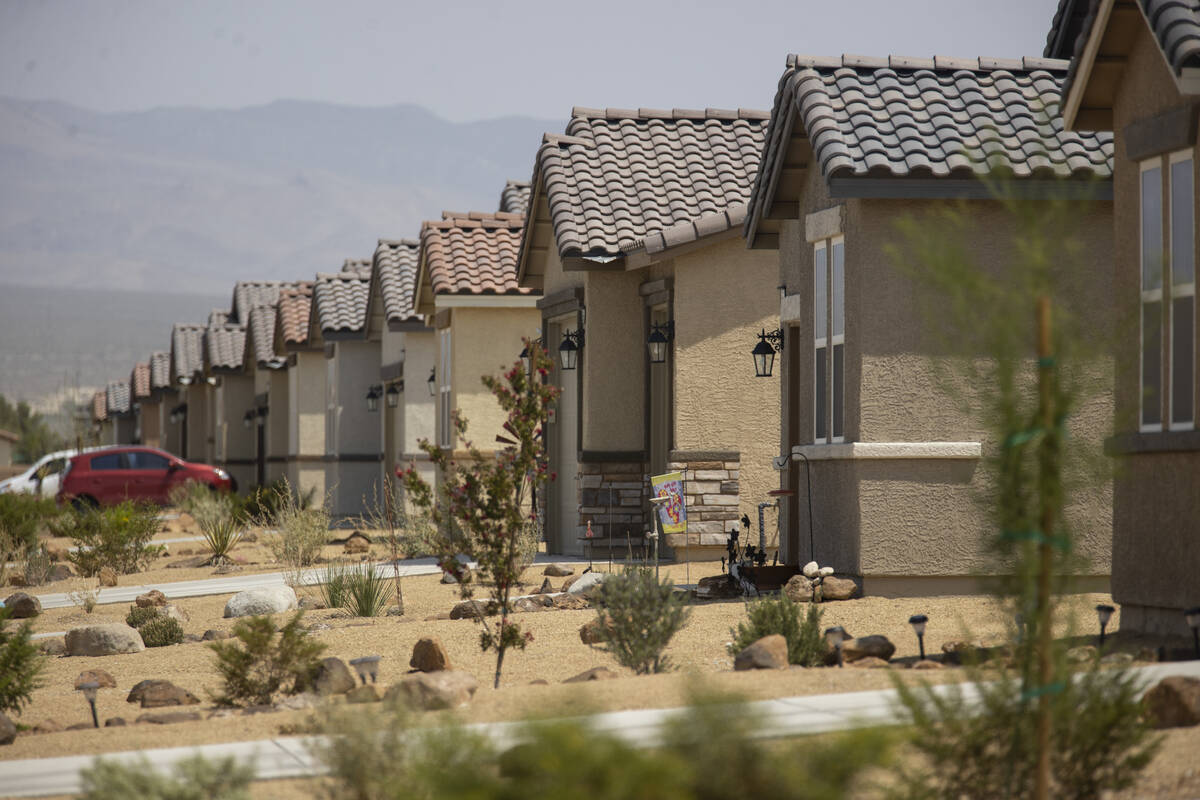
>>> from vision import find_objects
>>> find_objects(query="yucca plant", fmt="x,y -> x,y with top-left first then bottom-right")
200,515 -> 244,565
342,564 -> 393,617
318,560 -> 352,610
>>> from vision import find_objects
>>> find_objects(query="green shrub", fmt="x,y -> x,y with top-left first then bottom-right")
19,543 -> 55,586
240,477 -> 309,522
0,492 -> 57,552
594,566 -> 690,675
139,616 -> 184,648
317,560 -> 352,610
80,753 -> 254,800
342,564 -> 394,617
52,501 -> 162,576
0,604 -> 44,715
125,605 -> 160,629
208,612 -> 325,707
257,479 -> 328,569
728,593 -> 825,666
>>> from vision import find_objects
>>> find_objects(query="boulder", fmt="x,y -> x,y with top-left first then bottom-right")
538,578 -> 554,594
274,692 -> 319,711
818,566 -> 835,577
450,599 -> 497,620
39,638 -> 65,656
223,586 -> 297,618
801,561 -> 820,579
201,629 -> 230,641
136,711 -> 202,724
1067,645 -> 1098,664
440,572 -> 458,584
346,685 -> 380,703
135,589 -> 168,608
579,616 -> 612,646
842,635 -> 895,663
543,564 -> 574,577
159,604 -> 189,624
126,679 -> 200,708
782,575 -> 816,604
410,637 -> 452,672
941,641 -> 985,665
563,666 -> 618,683
912,659 -> 946,670
65,624 -> 145,656
820,577 -> 858,601
566,572 -> 608,598
1144,676 -> 1200,729
849,656 -> 891,669
75,669 -> 117,690
344,537 -> 370,555
33,719 -> 63,734
561,576 -> 579,593
695,574 -> 741,600
104,717 -> 127,727
386,670 -> 478,710
0,713 -> 14,745
3,592 -> 41,618
48,564 -> 74,582
311,657 -> 356,695
552,594 -> 592,611
733,634 -> 789,671
512,596 -> 548,613
98,567 -> 118,587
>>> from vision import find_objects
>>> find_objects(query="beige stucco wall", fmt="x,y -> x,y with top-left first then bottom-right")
324,340 -> 382,518
578,270 -> 646,451
266,368 -> 289,485
184,384 -> 210,463
157,390 -> 183,457
286,350 -> 326,501
0,438 -> 13,466
382,328 -> 405,368
139,399 -> 162,449
396,330 -> 437,490
215,374 -> 256,492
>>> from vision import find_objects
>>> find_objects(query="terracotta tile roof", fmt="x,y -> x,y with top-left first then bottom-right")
372,239 -> 422,325
171,324 -> 206,384
499,180 -> 531,214
277,284 -> 315,347
130,362 -> 151,400
312,269 -> 371,335
420,211 -> 530,295
149,351 -> 171,391
745,55 -> 1114,239
106,381 -> 131,416
91,390 -> 107,423
530,108 -> 769,260
205,325 -> 247,371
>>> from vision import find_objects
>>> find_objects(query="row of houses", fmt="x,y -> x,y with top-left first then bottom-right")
85,0 -> 1198,636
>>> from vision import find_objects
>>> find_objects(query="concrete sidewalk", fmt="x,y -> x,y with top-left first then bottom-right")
2,661 -> 1196,798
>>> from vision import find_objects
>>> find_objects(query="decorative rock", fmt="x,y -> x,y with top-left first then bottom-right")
543,564 -> 574,577
38,638 -> 65,656
66,722 -> 93,731
65,624 -> 145,656
135,589 -> 168,608
98,567 -> 118,587
801,561 -> 819,579
75,669 -> 117,690
1067,645 -> 1098,664
579,616 -> 612,646
346,685 -> 380,703
820,577 -> 858,601
0,713 -> 15,745
818,566 -> 835,577
849,656 -> 891,669
344,538 -> 370,555
450,599 -> 497,620
410,637 -> 452,672
223,586 -> 297,618
512,596 -> 548,613
733,634 -> 789,671
47,564 -> 74,582
940,641 -> 984,665
538,578 -> 554,594
912,659 -> 946,670
552,594 -> 591,611
3,592 -> 41,618
201,629 -> 230,641
311,658 -> 356,695
159,604 -> 189,624
274,692 -> 319,711
561,576 -> 579,593
842,635 -> 895,663
137,711 -> 202,725
127,679 -> 200,708
782,575 -> 815,604
1101,652 -> 1134,667
566,572 -> 608,598
385,670 -> 478,710
1144,676 -> 1200,729
695,574 -> 741,600
104,717 -> 127,727
563,666 -> 618,683
440,572 -> 458,584
33,719 -> 63,734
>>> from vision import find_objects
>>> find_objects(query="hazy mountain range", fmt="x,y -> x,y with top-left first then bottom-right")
0,96 -> 559,409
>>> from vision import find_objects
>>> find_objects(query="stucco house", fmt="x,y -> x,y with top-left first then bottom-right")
364,239 -> 436,493
148,351 -> 182,456
104,381 -> 136,445
413,210 -> 540,489
743,54 -> 1116,596
0,429 -> 18,467
1047,0 -> 1200,635
130,361 -> 155,447
169,323 -> 213,462
276,283 -> 326,501
90,390 -> 109,445
515,107 -> 778,559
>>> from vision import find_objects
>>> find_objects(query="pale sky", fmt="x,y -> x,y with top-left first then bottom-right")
1,0 -> 1057,120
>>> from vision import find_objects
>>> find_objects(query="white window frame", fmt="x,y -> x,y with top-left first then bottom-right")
814,242 -> 828,444
830,235 -> 846,443
1140,158 -> 1164,433
438,328 -> 453,448
1168,149 -> 1195,430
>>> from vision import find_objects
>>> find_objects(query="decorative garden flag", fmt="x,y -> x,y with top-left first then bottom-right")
650,471 -> 687,534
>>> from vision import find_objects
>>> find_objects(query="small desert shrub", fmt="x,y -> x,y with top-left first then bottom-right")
69,588 -> 99,613
342,564 -> 394,617
20,543 -> 55,586
258,479 -> 329,569
0,492 -> 57,552
125,605 -> 160,629
729,593 -> 825,666
139,616 -> 184,648
0,604 -> 44,715
317,560 -> 352,610
52,501 -> 162,576
208,612 -> 325,707
594,566 -> 691,675
199,516 -> 243,563
79,753 -> 254,800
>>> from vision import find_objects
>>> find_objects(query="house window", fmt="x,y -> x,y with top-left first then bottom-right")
1141,160 -> 1163,430
831,237 -> 845,442
814,243 -> 827,443
1169,152 -> 1195,429
439,329 -> 452,448
813,236 -> 845,443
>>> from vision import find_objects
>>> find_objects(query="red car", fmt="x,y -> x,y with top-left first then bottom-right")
57,446 -> 233,509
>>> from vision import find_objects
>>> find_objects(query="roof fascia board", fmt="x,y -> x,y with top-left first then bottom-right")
387,319 -> 432,333
1063,0 -> 1117,130
432,295 -> 539,309
322,329 -> 371,342
828,177 -> 1113,201
626,226 -> 740,270
562,255 -> 625,272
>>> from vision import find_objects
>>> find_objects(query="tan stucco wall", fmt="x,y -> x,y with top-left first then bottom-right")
214,374 -> 256,490
184,384 -> 210,463
139,399 -> 162,449
267,368 -> 289,483
157,390 -> 183,457
382,328 -> 405,368
0,439 -> 13,466
286,351 -> 326,500
578,270 -> 645,451
324,340 -> 382,517
396,330 -> 437,491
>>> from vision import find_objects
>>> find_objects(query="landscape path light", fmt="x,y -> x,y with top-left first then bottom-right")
751,328 -> 784,378
825,625 -> 847,668
908,614 -> 928,660
385,383 -> 400,409
77,681 -> 100,729
1095,604 -> 1115,648
349,655 -> 381,685
1186,606 -> 1200,658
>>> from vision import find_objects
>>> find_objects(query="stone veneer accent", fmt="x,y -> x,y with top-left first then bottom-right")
577,458 -> 648,542
664,450 -> 740,550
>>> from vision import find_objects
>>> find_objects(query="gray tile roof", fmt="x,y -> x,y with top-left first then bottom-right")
312,270 -> 371,336
231,281 -> 289,324
171,324 -> 206,384
205,325 -> 247,371
499,180 -> 532,214
1044,0 -> 1095,60
207,309 -> 231,328
246,304 -> 280,368
746,54 -> 1114,239
106,381 -> 131,416
342,258 -> 371,273
371,239 -> 422,326
530,107 -> 770,260
149,351 -> 171,391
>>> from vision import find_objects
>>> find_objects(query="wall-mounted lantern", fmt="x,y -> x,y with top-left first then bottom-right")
242,409 -> 254,429
385,383 -> 400,409
427,368 -> 437,397
365,384 -> 382,412
751,328 -> 785,378
647,321 -> 674,364
559,329 -> 584,371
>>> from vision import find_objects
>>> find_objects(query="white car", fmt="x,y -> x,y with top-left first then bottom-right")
0,447 -> 109,498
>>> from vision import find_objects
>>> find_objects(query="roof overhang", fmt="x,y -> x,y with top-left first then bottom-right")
432,294 -> 539,309
828,176 -> 1112,200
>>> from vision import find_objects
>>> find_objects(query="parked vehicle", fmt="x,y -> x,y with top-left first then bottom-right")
0,446 -> 110,498
56,446 -> 233,509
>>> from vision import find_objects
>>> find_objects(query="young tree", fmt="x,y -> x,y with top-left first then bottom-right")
401,339 -> 559,689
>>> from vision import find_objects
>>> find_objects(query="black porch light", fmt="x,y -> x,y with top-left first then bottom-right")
365,384 -> 382,412
427,368 -> 437,397
909,614 -> 929,660
1185,606 -> 1200,658
242,409 -> 254,430
752,328 -> 784,378
1095,604 -> 1115,648
559,329 -> 583,371
385,383 -> 400,409
647,321 -> 674,364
